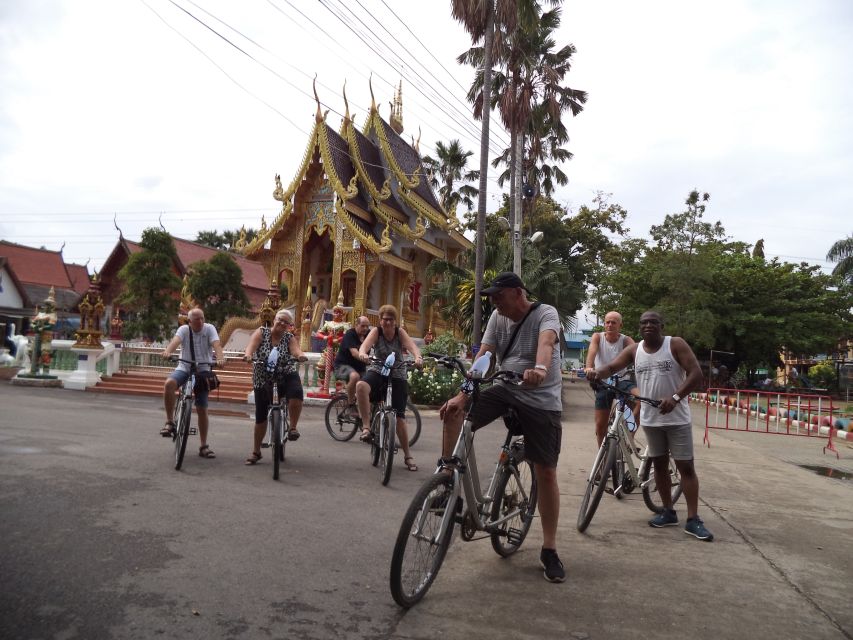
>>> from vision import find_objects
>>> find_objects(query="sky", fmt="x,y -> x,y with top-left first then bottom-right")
1,0 -> 850,282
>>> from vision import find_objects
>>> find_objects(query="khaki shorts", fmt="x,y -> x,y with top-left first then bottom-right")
642,423 -> 693,460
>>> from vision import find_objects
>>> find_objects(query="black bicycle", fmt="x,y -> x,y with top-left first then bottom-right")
254,348 -> 302,481
324,389 -> 422,446
168,356 -> 215,471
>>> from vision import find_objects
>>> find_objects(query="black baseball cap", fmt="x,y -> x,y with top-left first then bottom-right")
481,272 -> 530,295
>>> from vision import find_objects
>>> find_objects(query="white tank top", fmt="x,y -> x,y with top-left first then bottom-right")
635,336 -> 691,426
594,332 -> 628,377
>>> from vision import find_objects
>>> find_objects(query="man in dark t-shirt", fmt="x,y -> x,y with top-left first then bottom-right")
334,315 -> 370,410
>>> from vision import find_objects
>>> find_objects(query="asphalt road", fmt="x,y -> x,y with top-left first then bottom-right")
1,380 -> 852,640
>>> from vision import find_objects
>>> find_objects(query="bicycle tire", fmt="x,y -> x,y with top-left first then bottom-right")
490,460 -> 538,557
577,436 -> 617,532
272,409 -> 282,481
370,411 -> 382,467
174,397 -> 191,471
390,473 -> 456,608
380,412 -> 395,486
325,393 -> 359,442
406,401 -> 422,447
641,457 -> 684,513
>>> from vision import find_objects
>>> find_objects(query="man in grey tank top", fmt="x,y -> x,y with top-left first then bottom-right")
584,311 -> 638,447
587,310 -> 713,541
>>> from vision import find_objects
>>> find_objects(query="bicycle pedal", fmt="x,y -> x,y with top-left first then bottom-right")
614,487 -> 624,498
506,527 -> 524,546
189,427 -> 198,436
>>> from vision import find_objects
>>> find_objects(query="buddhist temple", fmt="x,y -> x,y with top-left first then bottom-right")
237,80 -> 471,337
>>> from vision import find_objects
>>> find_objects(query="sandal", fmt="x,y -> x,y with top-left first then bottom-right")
359,428 -> 372,443
287,429 -> 300,441
245,452 -> 262,465
198,444 -> 216,459
404,456 -> 418,472
160,422 -> 175,437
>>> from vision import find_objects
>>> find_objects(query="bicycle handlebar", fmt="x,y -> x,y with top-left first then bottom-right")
427,352 -> 523,386
366,356 -> 420,370
589,378 -> 661,407
169,356 -> 217,367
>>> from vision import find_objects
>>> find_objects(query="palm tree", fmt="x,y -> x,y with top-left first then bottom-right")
827,235 -> 853,283
451,0 -> 497,345
459,4 -> 586,270
422,140 -> 480,215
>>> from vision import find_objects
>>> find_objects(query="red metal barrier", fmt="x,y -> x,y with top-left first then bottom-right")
700,387 -> 839,458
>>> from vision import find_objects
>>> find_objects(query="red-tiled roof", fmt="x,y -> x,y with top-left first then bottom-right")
171,237 -> 268,291
0,240 -> 72,288
65,263 -> 91,295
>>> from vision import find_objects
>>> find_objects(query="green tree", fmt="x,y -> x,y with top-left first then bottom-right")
827,235 -> 853,284
117,228 -> 182,341
195,228 -> 258,252
422,140 -> 479,216
186,252 -> 250,329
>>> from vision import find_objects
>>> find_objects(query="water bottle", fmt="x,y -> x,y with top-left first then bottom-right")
469,351 -> 492,379
623,403 -> 637,432
267,346 -> 279,373
381,352 -> 395,376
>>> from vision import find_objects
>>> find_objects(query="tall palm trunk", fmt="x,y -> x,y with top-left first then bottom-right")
472,0 -> 495,348
513,131 -> 523,274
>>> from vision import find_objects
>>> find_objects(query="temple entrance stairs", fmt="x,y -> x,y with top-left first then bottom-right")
88,359 -> 254,403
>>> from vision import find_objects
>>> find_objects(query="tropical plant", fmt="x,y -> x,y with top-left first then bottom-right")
186,252 -> 251,329
422,140 -> 479,216
827,235 -> 853,284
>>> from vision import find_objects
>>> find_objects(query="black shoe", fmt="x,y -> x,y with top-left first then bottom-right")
540,548 -> 566,583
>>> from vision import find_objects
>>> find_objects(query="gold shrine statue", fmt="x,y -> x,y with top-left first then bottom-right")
235,78 -> 469,340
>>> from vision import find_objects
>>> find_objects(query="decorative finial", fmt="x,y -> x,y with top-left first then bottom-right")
369,73 -> 376,113
342,79 -> 350,124
113,213 -> 123,238
313,74 -> 322,123
390,78 -> 404,134
337,289 -> 345,306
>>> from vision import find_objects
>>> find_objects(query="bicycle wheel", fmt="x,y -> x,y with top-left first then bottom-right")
174,398 -> 192,471
325,393 -> 359,442
390,473 -> 456,608
406,401 -> 422,447
271,409 -> 282,481
490,460 -> 538,557
370,411 -> 381,467
641,457 -> 684,513
380,412 -> 396,486
576,436 -> 617,532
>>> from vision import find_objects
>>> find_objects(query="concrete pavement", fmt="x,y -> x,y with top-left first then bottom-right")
0,379 -> 851,640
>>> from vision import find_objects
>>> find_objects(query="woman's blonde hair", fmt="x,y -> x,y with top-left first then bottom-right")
378,304 -> 398,322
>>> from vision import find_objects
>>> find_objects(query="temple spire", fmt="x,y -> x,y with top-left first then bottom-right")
390,79 -> 404,134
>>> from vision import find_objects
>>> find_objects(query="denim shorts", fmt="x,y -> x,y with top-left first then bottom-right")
170,369 -> 209,408
594,379 -> 636,410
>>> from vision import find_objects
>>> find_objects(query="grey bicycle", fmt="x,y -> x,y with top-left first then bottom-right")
577,377 -> 683,532
390,353 -> 538,608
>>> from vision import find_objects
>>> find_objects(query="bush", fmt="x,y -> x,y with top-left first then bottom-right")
408,363 -> 464,405
426,331 -> 465,358
808,362 -> 837,390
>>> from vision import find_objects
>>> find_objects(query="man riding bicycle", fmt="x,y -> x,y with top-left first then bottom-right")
439,272 -> 565,583
334,315 -> 371,414
160,307 -> 225,460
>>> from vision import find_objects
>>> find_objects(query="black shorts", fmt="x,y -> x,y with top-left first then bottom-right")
362,370 -> 408,418
254,372 -> 303,423
468,385 -> 562,468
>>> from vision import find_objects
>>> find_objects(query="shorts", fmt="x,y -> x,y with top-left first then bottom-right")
170,369 -> 209,408
594,379 -> 637,410
334,364 -> 362,381
253,372 -> 304,423
362,369 -> 408,417
468,385 -> 562,468
642,423 -> 694,461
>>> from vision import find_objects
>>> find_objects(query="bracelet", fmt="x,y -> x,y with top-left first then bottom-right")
534,364 -> 548,373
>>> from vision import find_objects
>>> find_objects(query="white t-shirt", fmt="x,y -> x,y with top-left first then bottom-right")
482,303 -> 562,412
173,323 -> 220,373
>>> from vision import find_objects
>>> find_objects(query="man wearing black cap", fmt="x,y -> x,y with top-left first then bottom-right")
439,272 -> 565,583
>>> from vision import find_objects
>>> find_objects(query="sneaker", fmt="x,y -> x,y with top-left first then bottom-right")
648,508 -> 678,528
540,548 -> 566,583
684,516 -> 714,541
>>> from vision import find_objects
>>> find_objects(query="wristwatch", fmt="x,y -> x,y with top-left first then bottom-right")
534,364 -> 548,373
671,393 -> 681,402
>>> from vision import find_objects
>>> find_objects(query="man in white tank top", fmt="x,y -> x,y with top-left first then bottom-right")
584,311 -> 638,447
587,311 -> 713,541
